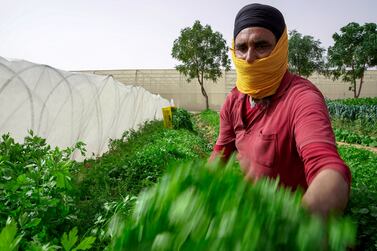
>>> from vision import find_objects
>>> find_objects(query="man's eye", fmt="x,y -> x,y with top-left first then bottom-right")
255,44 -> 271,51
235,45 -> 247,52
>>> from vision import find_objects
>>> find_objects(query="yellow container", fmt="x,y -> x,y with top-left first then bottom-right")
162,106 -> 176,128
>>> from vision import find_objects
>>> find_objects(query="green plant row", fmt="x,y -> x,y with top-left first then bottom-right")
109,158 -> 356,251
334,128 -> 377,147
326,101 -> 377,123
331,118 -> 377,138
331,97 -> 377,106
74,119 -> 211,248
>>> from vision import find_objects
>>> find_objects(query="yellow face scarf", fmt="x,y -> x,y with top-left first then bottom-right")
232,27 -> 288,99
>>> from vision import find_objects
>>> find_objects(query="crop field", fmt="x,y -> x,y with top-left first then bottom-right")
1,98 -> 377,250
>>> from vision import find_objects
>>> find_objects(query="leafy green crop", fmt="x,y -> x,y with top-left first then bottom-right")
331,118 -> 377,138
61,227 -> 96,251
0,218 -> 22,251
109,159 -> 356,251
327,99 -> 377,138
326,101 -> 377,123
0,131 -> 85,248
338,146 -> 377,250
334,128 -> 377,147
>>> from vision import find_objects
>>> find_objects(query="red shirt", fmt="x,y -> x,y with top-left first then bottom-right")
211,71 -> 351,191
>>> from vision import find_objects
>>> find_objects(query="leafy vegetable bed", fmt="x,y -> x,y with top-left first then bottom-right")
110,159 -> 355,251
1,108 -> 376,250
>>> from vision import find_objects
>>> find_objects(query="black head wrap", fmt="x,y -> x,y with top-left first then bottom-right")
233,3 -> 285,40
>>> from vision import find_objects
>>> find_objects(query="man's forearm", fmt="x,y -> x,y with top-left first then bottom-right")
209,142 -> 236,163
302,168 -> 350,217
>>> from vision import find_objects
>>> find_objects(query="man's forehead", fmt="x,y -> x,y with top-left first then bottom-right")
235,27 -> 275,43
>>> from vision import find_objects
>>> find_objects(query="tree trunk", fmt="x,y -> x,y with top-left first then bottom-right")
297,54 -> 301,76
356,71 -> 364,98
351,65 -> 357,98
200,83 -> 209,110
353,80 -> 357,98
197,71 -> 209,110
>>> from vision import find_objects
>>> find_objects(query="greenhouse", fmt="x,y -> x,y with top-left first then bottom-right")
0,56 -> 169,160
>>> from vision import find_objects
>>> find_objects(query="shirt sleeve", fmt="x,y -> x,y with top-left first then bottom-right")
216,93 -> 236,146
210,93 -> 237,162
293,88 -> 335,149
291,84 -> 351,186
301,142 -> 351,186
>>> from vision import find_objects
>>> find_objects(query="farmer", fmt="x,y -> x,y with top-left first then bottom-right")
210,3 -> 351,217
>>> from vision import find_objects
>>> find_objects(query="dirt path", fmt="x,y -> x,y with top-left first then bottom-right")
192,114 -> 217,146
337,141 -> 377,153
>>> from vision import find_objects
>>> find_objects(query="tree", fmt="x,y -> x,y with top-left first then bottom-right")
327,22 -> 377,98
288,30 -> 325,77
172,20 -> 230,110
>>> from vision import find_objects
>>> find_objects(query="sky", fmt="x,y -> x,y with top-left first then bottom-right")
1,0 -> 376,71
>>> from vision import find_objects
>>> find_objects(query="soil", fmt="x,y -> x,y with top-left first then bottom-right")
192,114 -> 218,146
337,141 -> 377,153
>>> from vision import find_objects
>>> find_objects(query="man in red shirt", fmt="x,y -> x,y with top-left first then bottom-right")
211,3 -> 351,217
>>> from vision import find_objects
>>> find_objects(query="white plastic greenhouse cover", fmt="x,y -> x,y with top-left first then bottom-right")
0,56 -> 170,160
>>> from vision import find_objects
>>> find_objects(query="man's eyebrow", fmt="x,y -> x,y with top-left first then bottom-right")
253,39 -> 273,45
235,38 -> 274,46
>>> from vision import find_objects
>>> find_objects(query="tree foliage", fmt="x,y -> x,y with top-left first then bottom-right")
171,20 -> 230,110
288,30 -> 325,77
327,22 -> 377,98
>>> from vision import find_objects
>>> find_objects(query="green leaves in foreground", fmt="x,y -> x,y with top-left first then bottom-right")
61,227 -> 95,251
0,132 -> 84,247
0,219 -> 22,251
109,159 -> 356,251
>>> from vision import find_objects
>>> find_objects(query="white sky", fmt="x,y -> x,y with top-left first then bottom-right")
1,0 -> 376,71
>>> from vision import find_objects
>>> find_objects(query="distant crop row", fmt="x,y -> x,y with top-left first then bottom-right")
334,128 -> 377,147
327,101 -> 377,123
332,97 -> 377,106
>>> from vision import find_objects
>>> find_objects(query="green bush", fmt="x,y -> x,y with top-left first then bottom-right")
172,108 -> 194,131
109,159 -> 356,251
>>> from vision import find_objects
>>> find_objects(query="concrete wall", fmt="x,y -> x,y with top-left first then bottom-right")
83,69 -> 377,111
308,71 -> 377,100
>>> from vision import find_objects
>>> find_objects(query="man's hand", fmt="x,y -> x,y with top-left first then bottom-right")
302,168 -> 349,217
